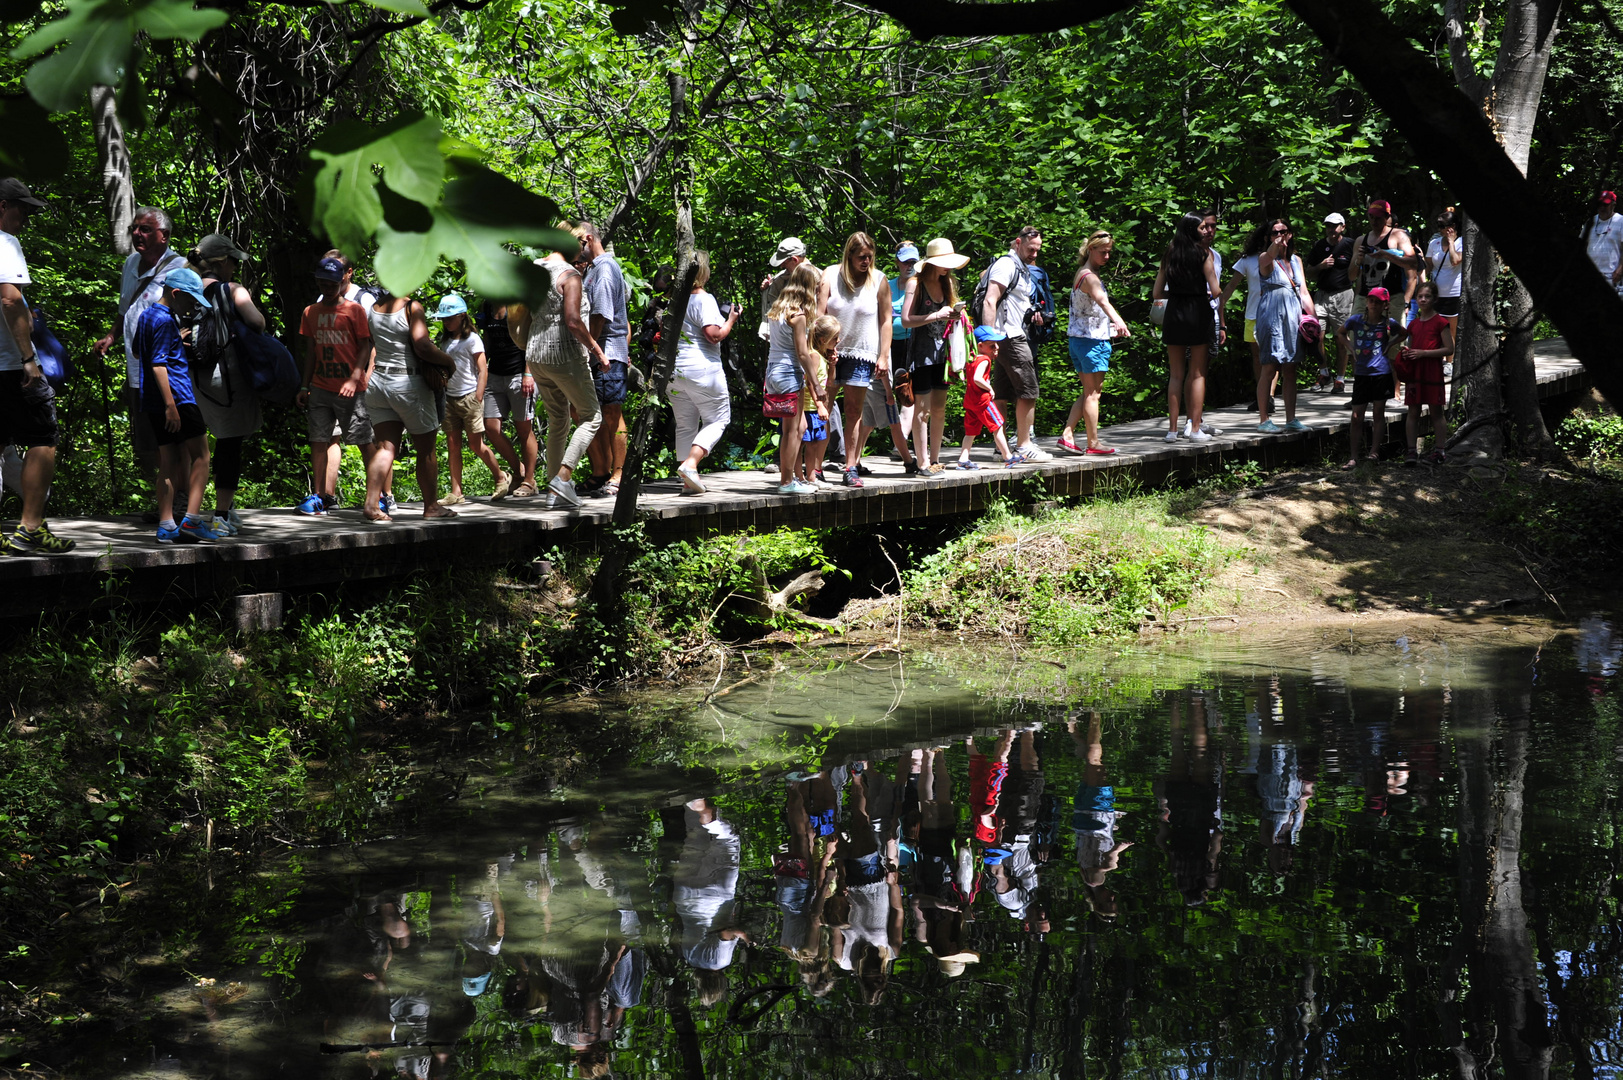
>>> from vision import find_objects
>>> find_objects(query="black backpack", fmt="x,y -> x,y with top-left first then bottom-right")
972,253 -> 1046,340
189,280 -> 237,385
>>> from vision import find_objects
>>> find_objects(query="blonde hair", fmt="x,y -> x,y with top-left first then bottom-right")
1078,230 -> 1113,267
809,314 -> 842,354
836,232 -> 879,295
690,250 -> 712,290
767,262 -> 822,321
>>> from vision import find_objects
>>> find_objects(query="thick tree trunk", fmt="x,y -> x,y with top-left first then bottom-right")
1454,214 -> 1506,459
1502,272 -> 1555,455
90,85 -> 135,258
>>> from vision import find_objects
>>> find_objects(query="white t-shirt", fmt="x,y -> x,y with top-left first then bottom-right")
1588,214 -> 1623,281
0,231 -> 30,372
1210,248 -> 1225,317
1234,254 -> 1262,320
988,252 -> 1033,340
677,291 -> 724,372
443,331 -> 485,398
1426,235 -> 1463,298
119,248 -> 187,388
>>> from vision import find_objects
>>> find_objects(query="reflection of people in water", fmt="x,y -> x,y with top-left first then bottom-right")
673,798 -> 747,1005
1069,714 -> 1131,920
986,728 -> 1053,934
911,746 -> 980,978
830,761 -> 904,1004
1246,678 -> 1315,874
776,776 -> 841,997
1155,691 -> 1224,906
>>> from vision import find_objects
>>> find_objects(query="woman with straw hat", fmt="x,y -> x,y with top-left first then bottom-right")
900,238 -> 970,476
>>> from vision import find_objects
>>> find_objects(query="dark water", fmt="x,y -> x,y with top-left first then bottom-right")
29,622 -> 1623,1079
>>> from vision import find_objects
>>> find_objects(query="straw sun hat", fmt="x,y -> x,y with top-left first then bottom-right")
920,237 -> 970,271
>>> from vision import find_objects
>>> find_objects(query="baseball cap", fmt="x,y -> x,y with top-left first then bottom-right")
164,267 -> 209,307
895,243 -> 920,263
769,236 -> 806,267
1602,191 -> 1618,205
432,293 -> 468,319
974,325 -> 1006,343
1323,212 -> 1346,225
1366,287 -> 1391,302
1369,199 -> 1392,215
0,178 -> 45,209
195,233 -> 250,262
312,256 -> 347,282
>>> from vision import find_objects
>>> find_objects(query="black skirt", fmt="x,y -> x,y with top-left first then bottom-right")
1162,294 -> 1213,347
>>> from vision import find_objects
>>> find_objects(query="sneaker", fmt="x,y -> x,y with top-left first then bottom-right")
1188,429 -> 1214,443
545,492 -> 557,509
1333,379 -> 1346,394
548,475 -> 581,507
903,460 -> 920,477
923,462 -> 947,477
10,522 -> 75,554
319,492 -> 340,511
955,460 -> 981,470
678,465 -> 706,493
843,467 -> 864,488
1199,423 -> 1222,436
1404,450 -> 1419,467
297,493 -> 327,516
179,516 -> 220,543
778,480 -> 815,495
1057,436 -> 1082,453
379,493 -> 397,514
1017,444 -> 1052,462
1257,420 -> 1282,434
156,522 -> 181,544
1085,446 -> 1118,456
1284,419 -> 1310,433
210,509 -> 240,537
1164,431 -> 1180,443
442,491 -> 467,506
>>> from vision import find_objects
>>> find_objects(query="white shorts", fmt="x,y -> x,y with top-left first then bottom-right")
364,370 -> 439,437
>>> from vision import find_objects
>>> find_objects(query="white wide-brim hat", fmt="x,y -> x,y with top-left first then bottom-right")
920,237 -> 970,270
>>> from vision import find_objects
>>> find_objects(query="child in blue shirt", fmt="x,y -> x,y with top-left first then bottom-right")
1335,287 -> 1407,469
134,267 -> 219,542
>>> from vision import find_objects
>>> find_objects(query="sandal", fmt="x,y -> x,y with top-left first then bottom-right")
424,506 -> 459,519
1342,459 -> 1358,471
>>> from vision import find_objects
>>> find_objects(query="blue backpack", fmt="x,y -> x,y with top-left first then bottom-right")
29,304 -> 71,391
1024,264 -> 1058,347
232,321 -> 301,405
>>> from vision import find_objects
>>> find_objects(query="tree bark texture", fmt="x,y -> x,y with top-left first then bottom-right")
1455,213 -> 1506,458
861,0 -> 1623,406
90,85 -> 135,259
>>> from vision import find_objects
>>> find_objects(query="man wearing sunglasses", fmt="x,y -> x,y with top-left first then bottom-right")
1348,199 -> 1419,327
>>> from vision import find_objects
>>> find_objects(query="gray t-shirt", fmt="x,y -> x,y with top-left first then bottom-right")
988,251 -> 1032,340
584,253 -> 629,363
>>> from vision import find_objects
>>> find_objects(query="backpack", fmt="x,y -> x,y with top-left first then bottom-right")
232,321 -> 301,405
189,281 -> 236,385
1024,263 -> 1058,346
971,253 -> 1037,336
28,304 -> 71,391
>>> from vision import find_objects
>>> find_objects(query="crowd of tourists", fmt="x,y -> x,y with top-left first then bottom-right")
1,177 -> 1620,547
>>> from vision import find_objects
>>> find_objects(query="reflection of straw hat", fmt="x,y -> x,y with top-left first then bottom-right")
920,237 -> 970,271
934,950 -> 980,978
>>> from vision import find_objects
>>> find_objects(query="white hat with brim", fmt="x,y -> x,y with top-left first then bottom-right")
934,951 -> 981,978
769,237 -> 807,267
1324,212 -> 1347,225
920,237 -> 970,271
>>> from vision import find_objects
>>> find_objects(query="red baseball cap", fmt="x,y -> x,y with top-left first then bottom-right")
1602,191 -> 1618,204
1367,287 -> 1391,302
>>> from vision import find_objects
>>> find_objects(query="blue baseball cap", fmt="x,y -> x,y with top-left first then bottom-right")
432,293 -> 468,319
312,256 -> 347,282
163,267 -> 209,307
974,325 -> 1006,343
896,244 -> 920,263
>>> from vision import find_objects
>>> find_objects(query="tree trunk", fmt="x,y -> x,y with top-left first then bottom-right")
90,85 -> 134,258
1453,213 -> 1505,460
1502,272 -> 1555,456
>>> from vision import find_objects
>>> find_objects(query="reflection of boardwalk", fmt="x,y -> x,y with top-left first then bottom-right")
1,342 -> 1588,616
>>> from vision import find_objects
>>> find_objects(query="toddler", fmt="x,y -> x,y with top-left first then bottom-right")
956,327 -> 1019,469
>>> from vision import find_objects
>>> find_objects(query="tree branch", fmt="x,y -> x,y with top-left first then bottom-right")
1442,0 -> 1489,103
858,0 -> 1140,38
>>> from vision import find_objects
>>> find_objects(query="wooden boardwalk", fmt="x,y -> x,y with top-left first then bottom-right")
1,341 -> 1590,619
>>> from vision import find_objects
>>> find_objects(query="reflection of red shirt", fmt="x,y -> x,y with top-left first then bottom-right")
298,299 -> 371,392
970,753 -> 1009,843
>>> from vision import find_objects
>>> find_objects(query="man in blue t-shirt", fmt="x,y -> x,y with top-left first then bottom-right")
1335,286 -> 1407,469
134,267 -> 219,543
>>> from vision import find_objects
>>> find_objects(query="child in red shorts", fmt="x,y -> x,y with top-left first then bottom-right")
956,327 -> 1019,470
1401,281 -> 1454,465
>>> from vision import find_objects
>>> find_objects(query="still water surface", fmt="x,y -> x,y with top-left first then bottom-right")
58,623 -> 1623,1079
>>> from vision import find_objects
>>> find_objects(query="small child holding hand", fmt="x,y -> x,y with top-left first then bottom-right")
956,327 -> 1019,470
1336,287 -> 1407,470
803,315 -> 840,484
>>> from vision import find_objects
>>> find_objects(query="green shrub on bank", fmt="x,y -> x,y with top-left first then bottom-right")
906,497 -> 1229,640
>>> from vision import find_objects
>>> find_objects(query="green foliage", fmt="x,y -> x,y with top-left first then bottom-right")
1555,411 -> 1623,462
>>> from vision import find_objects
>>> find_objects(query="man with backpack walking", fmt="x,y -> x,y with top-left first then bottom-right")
0,179 -> 73,554
979,225 -> 1052,462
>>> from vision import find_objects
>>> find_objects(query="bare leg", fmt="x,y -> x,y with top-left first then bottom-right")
19,446 -> 56,531
841,386 -> 867,471
1014,398 -> 1037,450
1280,364 -> 1298,422
1166,347 -> 1187,433
184,438 -> 209,519
413,431 -> 454,517
364,423 -> 403,520
446,428 -> 464,496
1257,363 -> 1277,423
1186,345 -> 1208,430
310,440 -> 335,498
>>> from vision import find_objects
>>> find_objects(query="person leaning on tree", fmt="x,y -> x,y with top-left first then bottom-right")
0,178 -> 73,554
93,204 -> 188,520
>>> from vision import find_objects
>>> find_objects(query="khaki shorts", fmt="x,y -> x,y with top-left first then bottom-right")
442,391 -> 484,441
991,336 -> 1039,401
1314,288 -> 1355,332
860,382 -> 900,428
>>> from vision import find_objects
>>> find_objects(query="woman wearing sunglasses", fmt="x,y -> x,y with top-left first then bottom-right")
1253,219 -> 1317,433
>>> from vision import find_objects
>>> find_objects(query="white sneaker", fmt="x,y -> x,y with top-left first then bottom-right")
1017,444 -> 1052,462
1200,423 -> 1222,436
1164,431 -> 1180,443
1188,429 -> 1214,443
1181,418 -> 1193,438
548,475 -> 581,507
678,465 -> 707,493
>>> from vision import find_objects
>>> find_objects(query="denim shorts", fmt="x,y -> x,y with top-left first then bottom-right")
834,354 -> 876,388
594,359 -> 628,406
1068,337 -> 1111,374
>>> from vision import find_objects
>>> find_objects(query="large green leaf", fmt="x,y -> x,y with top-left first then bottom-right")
353,0 -> 430,14
130,0 -> 229,41
12,0 -> 226,112
305,113 -> 444,258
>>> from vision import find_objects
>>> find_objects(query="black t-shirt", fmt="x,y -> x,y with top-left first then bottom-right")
1306,236 -> 1355,293
476,306 -> 526,377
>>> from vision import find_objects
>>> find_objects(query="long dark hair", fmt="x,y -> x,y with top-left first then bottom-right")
1242,222 -> 1270,257
1162,213 -> 1206,284
1259,218 -> 1296,257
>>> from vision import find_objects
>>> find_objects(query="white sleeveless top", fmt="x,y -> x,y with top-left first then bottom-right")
766,316 -> 798,369
368,305 -> 414,374
1068,271 -> 1112,341
824,269 -> 881,361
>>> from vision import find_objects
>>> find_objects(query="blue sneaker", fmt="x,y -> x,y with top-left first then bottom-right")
1285,418 -> 1310,433
297,493 -> 327,516
379,493 -> 397,515
1257,420 -> 1282,434
179,516 -> 220,542
156,522 -> 181,544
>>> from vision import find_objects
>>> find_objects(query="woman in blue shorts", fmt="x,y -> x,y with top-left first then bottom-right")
1059,231 -> 1130,455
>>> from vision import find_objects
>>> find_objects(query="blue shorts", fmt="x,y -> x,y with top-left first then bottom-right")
594,359 -> 628,405
834,354 -> 876,388
1068,337 -> 1111,374
802,411 -> 829,443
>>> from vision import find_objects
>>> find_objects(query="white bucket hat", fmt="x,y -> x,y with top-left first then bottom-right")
920,237 -> 970,270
